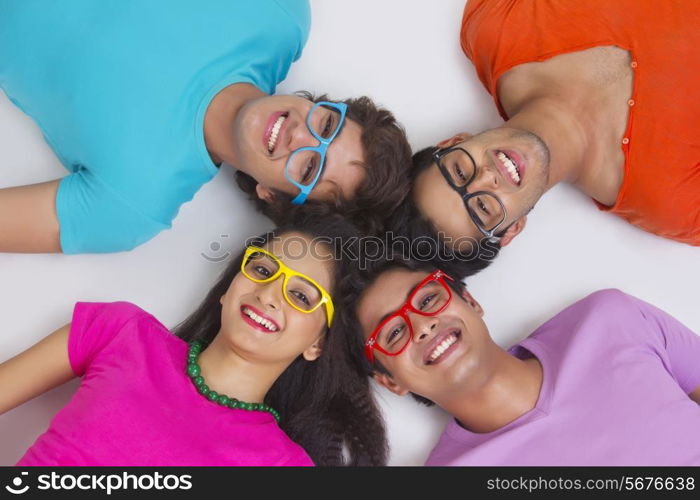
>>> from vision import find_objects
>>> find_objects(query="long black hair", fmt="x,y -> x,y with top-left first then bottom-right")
173,206 -> 387,466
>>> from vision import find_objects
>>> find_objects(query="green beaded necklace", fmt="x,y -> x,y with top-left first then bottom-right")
186,340 -> 280,423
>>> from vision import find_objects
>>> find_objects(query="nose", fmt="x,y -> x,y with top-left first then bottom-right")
411,313 -> 439,343
470,162 -> 499,191
288,116 -> 317,152
256,278 -> 284,312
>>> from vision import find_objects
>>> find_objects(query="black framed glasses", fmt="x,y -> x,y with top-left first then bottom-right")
433,147 -> 507,241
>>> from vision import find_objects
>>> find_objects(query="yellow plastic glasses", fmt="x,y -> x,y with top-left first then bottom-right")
241,246 -> 335,327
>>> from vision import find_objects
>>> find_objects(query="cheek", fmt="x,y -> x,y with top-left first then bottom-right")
383,355 -> 419,388
221,275 -> 259,315
284,306 -> 325,341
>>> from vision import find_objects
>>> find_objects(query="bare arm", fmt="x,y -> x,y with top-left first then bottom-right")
0,179 -> 62,253
0,324 -> 75,415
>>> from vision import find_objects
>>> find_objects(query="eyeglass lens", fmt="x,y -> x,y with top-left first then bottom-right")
375,279 -> 451,354
243,252 -> 323,311
439,149 -> 505,231
285,105 -> 343,187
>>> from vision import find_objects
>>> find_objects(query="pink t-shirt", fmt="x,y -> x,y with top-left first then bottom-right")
17,302 -> 313,466
426,290 -> 700,466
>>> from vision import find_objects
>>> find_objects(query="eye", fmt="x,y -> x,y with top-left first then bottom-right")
477,197 -> 490,216
253,265 -> 273,278
301,157 -> 317,183
289,289 -> 311,307
386,324 -> 406,345
418,293 -> 438,311
453,163 -> 467,182
322,114 -> 335,138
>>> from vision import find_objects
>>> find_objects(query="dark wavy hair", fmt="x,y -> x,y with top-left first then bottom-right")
173,206 -> 387,465
235,91 -> 412,235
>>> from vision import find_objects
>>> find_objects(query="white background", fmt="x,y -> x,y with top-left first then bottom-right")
1,0 -> 698,466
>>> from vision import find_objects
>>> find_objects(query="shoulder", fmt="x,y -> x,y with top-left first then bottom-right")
68,301 -> 173,375
548,289 -> 640,321
460,0 -> 506,58
524,289 -> 644,346
574,288 -> 638,311
72,301 -> 169,339
73,301 -> 150,326
268,0 -> 310,34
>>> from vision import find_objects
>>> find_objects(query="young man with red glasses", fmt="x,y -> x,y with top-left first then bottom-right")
352,261 -> 700,465
0,0 -> 410,254
411,0 -> 700,250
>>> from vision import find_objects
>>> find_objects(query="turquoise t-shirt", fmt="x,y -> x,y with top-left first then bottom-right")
0,0 -> 310,253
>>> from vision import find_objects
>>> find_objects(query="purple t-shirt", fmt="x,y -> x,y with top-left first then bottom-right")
426,290 -> 700,466
17,302 -> 313,466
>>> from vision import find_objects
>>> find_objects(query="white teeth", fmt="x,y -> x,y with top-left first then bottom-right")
242,307 -> 278,332
267,115 -> 286,153
428,333 -> 458,362
497,151 -> 521,184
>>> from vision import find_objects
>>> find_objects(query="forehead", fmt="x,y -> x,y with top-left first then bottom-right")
413,166 -> 483,246
263,232 -> 334,290
357,268 -> 431,338
314,118 -> 366,200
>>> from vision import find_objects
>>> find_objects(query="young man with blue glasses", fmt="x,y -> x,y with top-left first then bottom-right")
0,0 -> 411,254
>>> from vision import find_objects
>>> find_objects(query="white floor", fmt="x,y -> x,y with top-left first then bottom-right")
1,0 -> 698,466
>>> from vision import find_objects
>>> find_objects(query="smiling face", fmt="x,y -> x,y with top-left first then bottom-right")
412,127 -> 550,250
234,95 -> 367,203
357,267 -> 499,404
219,232 -> 334,366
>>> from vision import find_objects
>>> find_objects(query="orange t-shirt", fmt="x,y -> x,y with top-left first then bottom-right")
461,0 -> 700,245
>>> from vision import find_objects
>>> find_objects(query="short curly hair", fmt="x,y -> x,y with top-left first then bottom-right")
235,92 -> 412,235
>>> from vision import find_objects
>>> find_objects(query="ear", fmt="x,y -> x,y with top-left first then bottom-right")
373,372 -> 409,396
499,216 -> 527,247
436,132 -> 472,149
302,335 -> 324,362
255,184 -> 276,204
219,294 -> 225,305
460,287 -> 484,317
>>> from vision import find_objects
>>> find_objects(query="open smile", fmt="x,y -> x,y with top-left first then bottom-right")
240,305 -> 280,333
494,149 -> 524,186
264,112 -> 289,154
424,328 -> 462,365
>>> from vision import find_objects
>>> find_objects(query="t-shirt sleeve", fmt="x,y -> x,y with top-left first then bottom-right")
57,168 -> 170,254
270,0 -> 310,58
635,297 -> 700,395
68,301 -> 146,376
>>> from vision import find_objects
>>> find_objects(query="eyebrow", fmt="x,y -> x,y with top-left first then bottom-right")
296,274 -> 322,294
374,279 -> 424,327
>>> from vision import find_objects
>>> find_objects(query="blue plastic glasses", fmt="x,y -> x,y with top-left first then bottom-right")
284,101 -> 347,205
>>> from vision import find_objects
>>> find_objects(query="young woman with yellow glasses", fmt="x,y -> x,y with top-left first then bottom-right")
0,209 -> 386,466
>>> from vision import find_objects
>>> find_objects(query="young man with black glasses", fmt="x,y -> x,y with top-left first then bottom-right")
411,0 -> 700,251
